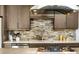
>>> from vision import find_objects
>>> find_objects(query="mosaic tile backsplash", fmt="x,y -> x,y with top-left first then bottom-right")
12,30 -> 75,41
31,19 -> 53,31
10,19 -> 76,41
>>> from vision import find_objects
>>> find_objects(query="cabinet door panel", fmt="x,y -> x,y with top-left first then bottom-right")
55,14 -> 66,29
67,12 -> 78,29
6,5 -> 30,30
18,6 -> 30,30
4,43 -> 11,48
6,6 -> 18,30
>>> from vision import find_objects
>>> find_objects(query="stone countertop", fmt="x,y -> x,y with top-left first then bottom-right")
3,40 -> 79,44
0,48 -> 78,54
0,48 -> 38,54
37,52 -> 77,54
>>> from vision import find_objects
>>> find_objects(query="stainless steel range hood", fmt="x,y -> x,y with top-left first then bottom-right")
39,5 -> 73,14
31,5 -> 78,14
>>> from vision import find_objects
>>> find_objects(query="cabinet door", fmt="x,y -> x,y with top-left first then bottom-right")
54,14 -> 66,29
4,43 -> 11,48
66,12 -> 78,29
18,6 -> 30,30
6,5 -> 30,30
0,6 -> 4,16
6,6 -> 18,30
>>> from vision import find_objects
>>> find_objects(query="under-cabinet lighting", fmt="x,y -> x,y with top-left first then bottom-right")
67,13 -> 70,15
33,10 -> 37,12
34,12 -> 37,15
73,10 -> 77,12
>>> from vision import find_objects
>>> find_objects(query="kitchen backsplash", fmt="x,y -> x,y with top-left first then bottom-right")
31,19 -> 53,31
12,30 -> 75,41
9,19 -> 76,41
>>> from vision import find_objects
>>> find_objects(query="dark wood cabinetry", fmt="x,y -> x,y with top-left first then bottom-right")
54,14 -> 66,29
66,12 -> 78,29
18,6 -> 30,30
6,6 -> 18,30
54,12 -> 78,29
4,43 -> 11,48
6,5 -> 30,30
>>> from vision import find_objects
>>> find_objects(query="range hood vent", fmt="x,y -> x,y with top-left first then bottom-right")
31,5 -> 78,14
39,5 -> 73,14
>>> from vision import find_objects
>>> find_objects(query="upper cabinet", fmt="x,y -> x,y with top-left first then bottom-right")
6,5 -> 30,30
54,13 -> 66,29
6,6 -> 18,30
18,6 -> 30,30
54,12 -> 78,29
0,6 -> 5,16
66,12 -> 78,29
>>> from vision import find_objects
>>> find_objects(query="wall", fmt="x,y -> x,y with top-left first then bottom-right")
0,17 -> 2,48
0,6 -> 8,41
0,5 -> 6,48
76,11 -> 79,41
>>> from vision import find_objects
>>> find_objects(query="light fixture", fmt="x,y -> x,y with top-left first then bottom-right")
73,10 -> 77,12
32,9 -> 37,15
33,10 -> 37,12
66,13 -> 70,15
34,12 -> 37,15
